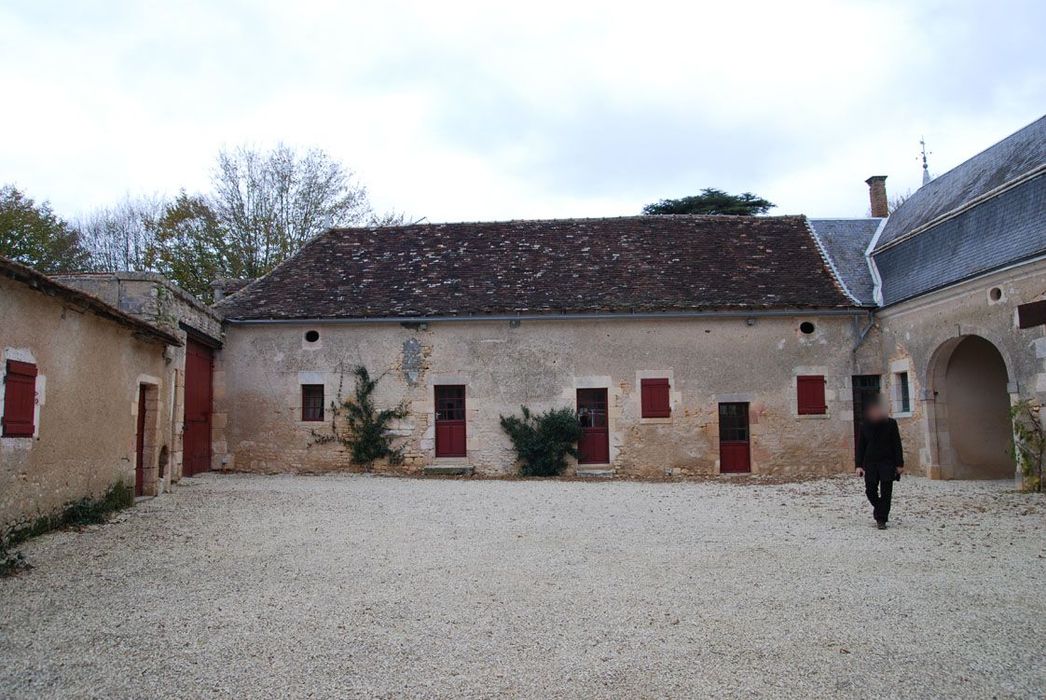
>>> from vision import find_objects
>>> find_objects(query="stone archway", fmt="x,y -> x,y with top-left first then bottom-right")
927,335 -> 1016,480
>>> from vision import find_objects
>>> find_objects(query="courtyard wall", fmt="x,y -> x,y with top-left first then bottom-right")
216,314 -> 866,477
0,277 -> 172,535
869,258 -> 1046,480
54,272 -> 224,483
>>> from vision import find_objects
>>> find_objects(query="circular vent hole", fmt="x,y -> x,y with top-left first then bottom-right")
800,321 -> 816,335
304,330 -> 320,343
989,287 -> 1002,302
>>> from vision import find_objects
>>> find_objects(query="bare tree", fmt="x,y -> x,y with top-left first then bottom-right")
888,189 -> 912,215
80,195 -> 167,272
368,210 -> 423,227
210,144 -> 371,277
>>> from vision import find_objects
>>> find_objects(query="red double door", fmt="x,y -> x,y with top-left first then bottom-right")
577,388 -> 610,464
435,385 -> 467,458
719,402 -> 751,473
135,386 -> 148,496
183,339 -> 214,476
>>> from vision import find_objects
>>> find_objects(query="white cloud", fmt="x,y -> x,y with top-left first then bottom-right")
1,0 -> 1043,222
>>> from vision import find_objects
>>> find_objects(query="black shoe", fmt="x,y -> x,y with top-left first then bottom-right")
876,521 -> 887,530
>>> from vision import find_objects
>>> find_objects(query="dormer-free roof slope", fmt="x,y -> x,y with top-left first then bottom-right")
214,215 -> 857,321
876,114 -> 1046,250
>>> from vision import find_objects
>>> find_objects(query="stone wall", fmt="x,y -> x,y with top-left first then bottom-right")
216,314 -> 864,477
53,272 -> 224,483
870,258 -> 1046,480
0,278 -> 169,535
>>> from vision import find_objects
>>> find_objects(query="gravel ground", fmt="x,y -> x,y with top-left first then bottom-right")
1,474 -> 1044,699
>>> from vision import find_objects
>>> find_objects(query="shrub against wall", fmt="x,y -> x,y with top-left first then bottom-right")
311,365 -> 408,469
1011,399 -> 1045,492
500,406 -> 582,477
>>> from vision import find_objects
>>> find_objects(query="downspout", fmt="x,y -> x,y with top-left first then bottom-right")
852,309 -> 877,354
865,217 -> 888,307
852,217 -> 888,355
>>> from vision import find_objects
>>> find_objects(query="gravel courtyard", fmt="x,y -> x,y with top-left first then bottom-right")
2,474 -> 1044,699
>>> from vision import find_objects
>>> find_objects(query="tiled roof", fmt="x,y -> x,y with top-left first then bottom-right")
0,256 -> 181,346
876,114 -> 1046,249
874,173 -> 1046,306
807,218 -> 882,306
214,215 -> 856,321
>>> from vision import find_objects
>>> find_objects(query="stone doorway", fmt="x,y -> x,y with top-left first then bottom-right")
928,335 -> 1016,480
134,383 -> 160,496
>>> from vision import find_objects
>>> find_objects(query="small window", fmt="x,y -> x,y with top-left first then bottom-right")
797,375 -> 826,415
800,322 -> 816,335
640,378 -> 671,418
304,330 -> 320,343
2,360 -> 38,437
894,372 -> 911,413
301,384 -> 324,421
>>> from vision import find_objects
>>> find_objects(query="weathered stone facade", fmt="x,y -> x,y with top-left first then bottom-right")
216,313 -> 866,477
53,272 -> 225,482
859,259 -> 1046,480
0,272 -> 176,535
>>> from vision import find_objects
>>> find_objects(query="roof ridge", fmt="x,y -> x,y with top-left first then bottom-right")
876,114 -> 1046,249
328,213 -> 806,233
909,114 -> 1046,193
875,164 -> 1046,254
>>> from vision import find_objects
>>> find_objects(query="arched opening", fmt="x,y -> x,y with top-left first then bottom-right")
929,335 -> 1016,480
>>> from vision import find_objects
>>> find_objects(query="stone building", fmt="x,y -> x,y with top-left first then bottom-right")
212,216 -> 872,477
5,117 -> 1039,503
211,115 -> 1045,481
860,115 -> 1046,480
52,272 -> 225,483
1,258 -> 180,534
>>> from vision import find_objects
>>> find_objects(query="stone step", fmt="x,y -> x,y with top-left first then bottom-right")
423,464 -> 474,476
575,468 -> 614,478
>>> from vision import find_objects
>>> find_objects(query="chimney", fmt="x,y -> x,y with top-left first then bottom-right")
865,175 -> 888,218
211,279 -> 228,302
210,278 -> 252,302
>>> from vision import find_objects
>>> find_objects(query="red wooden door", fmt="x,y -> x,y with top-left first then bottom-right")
135,385 -> 147,496
434,385 -> 466,457
183,339 -> 213,476
719,402 -> 751,473
577,388 -> 610,464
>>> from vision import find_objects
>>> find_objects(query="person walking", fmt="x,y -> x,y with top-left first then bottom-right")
856,395 -> 904,529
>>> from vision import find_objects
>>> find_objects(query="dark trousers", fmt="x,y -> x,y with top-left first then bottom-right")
864,465 -> 895,523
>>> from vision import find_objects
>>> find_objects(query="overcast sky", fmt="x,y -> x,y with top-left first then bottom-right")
2,1 -> 1043,223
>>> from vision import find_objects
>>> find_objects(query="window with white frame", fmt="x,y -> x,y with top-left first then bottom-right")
893,371 -> 911,414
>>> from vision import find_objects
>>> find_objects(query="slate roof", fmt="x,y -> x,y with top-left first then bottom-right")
0,256 -> 181,346
874,173 -> 1046,306
876,114 -> 1046,249
807,218 -> 882,306
214,215 -> 857,321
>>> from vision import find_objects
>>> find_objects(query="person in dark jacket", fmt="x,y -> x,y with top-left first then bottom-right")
856,395 -> 904,529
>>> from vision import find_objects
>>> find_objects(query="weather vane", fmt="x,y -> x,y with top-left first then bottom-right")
919,136 -> 932,186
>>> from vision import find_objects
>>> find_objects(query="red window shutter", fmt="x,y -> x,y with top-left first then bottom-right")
3,360 -> 38,437
797,375 -> 826,415
641,378 -> 671,418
